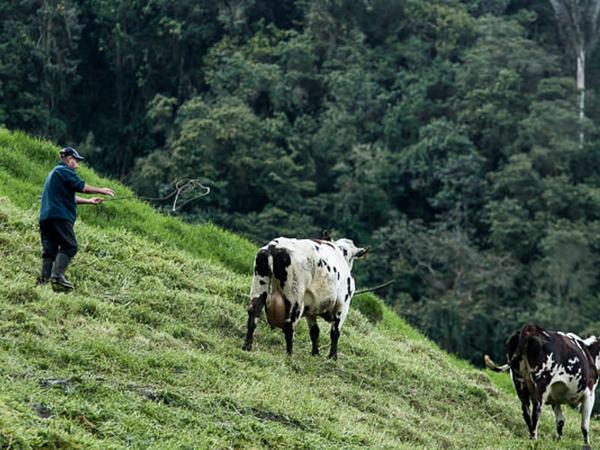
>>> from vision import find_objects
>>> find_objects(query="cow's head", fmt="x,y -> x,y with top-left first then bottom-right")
583,335 -> 600,371
335,238 -> 369,268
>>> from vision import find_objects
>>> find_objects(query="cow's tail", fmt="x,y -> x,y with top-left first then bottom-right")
265,245 -> 289,329
272,247 -> 291,287
254,249 -> 272,279
252,248 -> 274,299
484,354 -> 510,372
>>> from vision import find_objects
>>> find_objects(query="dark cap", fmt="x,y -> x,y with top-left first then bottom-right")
59,147 -> 84,161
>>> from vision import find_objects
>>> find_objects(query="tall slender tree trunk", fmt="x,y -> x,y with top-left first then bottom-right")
115,26 -> 124,130
114,19 -> 127,178
577,46 -> 585,148
39,0 -> 55,134
177,50 -> 186,101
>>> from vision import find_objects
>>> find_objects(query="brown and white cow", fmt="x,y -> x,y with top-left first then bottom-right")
242,235 -> 367,359
485,324 -> 600,446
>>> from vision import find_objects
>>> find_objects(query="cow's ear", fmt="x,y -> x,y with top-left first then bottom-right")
355,247 -> 369,259
321,229 -> 331,241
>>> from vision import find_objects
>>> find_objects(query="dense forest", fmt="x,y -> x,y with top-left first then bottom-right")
3,0 -> 600,365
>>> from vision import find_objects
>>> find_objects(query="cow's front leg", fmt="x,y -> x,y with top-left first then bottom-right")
242,293 -> 266,351
328,318 -> 341,359
581,390 -> 594,448
306,316 -> 319,356
552,404 -> 564,440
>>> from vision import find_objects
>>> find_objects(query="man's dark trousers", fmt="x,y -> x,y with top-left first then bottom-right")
40,219 -> 78,259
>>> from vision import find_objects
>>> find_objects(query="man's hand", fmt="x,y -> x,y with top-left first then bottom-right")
76,196 -> 105,205
98,187 -> 114,197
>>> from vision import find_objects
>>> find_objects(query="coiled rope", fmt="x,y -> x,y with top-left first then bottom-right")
104,179 -> 211,212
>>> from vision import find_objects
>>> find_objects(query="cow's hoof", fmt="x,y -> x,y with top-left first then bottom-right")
328,354 -> 338,360
242,343 -> 252,351
581,445 -> 591,450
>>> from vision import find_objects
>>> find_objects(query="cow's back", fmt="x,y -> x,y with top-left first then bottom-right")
304,239 -> 353,316
523,331 -> 598,405
267,237 -> 352,317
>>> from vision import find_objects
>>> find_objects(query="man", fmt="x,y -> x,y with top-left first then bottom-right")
39,147 -> 114,290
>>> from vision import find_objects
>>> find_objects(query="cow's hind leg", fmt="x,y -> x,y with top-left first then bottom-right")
306,316 -> 319,356
271,248 -> 297,355
328,303 -> 350,360
282,299 -> 294,355
552,404 -> 564,440
328,318 -> 341,359
521,400 -> 533,437
243,250 -> 271,351
243,292 -> 266,351
530,396 -> 545,440
283,298 -> 301,355
581,389 -> 594,448
283,321 -> 294,355
528,380 -> 551,440
514,382 -> 533,437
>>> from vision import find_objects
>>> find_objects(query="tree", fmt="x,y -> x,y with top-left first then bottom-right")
395,119 -> 486,233
362,216 -> 520,364
548,0 -> 600,147
32,0 -> 82,137
330,143 -> 393,241
455,14 -> 559,166
0,0 -> 81,137
531,223 -> 598,330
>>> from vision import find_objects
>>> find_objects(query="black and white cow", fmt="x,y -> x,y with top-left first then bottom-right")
485,324 -> 600,446
242,235 -> 368,359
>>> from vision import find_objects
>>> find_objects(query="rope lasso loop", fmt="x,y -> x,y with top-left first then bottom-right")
104,178 -> 211,212
170,179 -> 211,212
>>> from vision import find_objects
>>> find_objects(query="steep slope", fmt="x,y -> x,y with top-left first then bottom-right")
0,128 -> 597,449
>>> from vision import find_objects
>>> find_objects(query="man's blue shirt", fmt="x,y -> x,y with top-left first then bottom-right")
39,162 -> 85,224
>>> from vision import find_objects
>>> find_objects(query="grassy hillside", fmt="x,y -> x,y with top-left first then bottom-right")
0,128 -> 598,449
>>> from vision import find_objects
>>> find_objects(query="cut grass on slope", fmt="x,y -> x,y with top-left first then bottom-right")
1,130 -> 599,449
0,196 -> 593,449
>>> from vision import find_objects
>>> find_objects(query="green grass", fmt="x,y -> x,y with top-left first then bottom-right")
0,128 -> 598,449
0,129 -> 255,274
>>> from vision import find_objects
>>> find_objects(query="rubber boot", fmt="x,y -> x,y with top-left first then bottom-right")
50,253 -> 74,291
37,257 -> 54,285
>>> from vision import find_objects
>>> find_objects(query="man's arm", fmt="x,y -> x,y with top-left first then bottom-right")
76,196 -> 104,205
82,185 -> 114,196
77,184 -> 114,205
